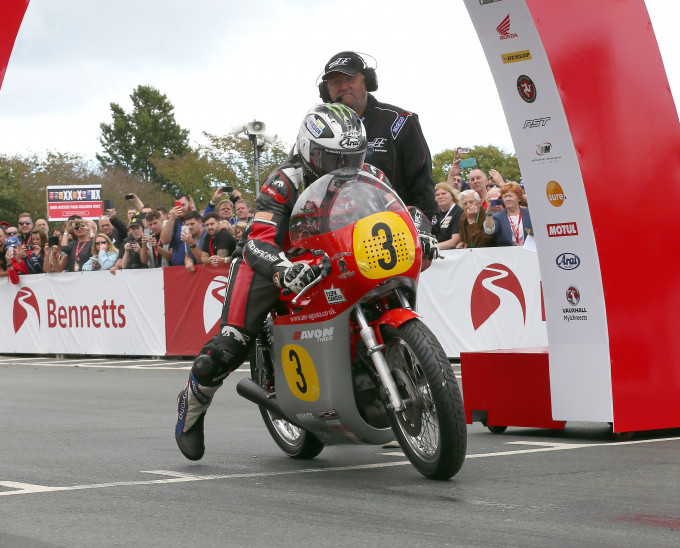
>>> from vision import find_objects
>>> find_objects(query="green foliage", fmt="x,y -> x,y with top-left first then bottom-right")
97,85 -> 190,193
0,164 -> 23,224
152,132 -> 290,207
433,144 -> 522,184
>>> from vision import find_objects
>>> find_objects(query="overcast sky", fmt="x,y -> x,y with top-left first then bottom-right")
0,1 -> 678,163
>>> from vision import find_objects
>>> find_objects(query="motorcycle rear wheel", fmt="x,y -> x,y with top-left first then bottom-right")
382,319 -> 467,480
250,345 -> 324,460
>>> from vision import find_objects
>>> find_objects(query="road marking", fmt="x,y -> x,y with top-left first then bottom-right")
1,436 -> 678,497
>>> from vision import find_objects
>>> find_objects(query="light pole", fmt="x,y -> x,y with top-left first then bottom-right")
230,120 -> 275,196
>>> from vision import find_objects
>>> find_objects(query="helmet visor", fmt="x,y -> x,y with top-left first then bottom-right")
308,141 -> 366,176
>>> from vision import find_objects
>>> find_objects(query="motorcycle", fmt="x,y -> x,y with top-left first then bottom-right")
236,168 -> 467,480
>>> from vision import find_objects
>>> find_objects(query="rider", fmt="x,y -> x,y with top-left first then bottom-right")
175,103 -> 438,461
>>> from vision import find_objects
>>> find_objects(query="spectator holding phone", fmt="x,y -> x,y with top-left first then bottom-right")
201,213 -> 237,267
145,210 -> 172,267
182,211 -> 207,272
111,214 -> 149,272
432,183 -> 463,250
483,182 -> 532,246
22,228 -> 47,274
204,186 -> 241,225
82,234 -> 119,271
160,194 -> 195,266
53,216 -> 93,272
467,169 -> 493,209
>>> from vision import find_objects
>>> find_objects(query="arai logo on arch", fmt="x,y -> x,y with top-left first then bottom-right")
555,252 -> 580,271
546,181 -> 566,207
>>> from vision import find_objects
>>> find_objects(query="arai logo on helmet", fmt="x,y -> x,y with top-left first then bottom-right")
306,115 -> 325,138
339,130 -> 362,149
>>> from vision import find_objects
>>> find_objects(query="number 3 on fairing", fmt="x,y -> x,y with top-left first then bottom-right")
372,222 -> 397,270
289,349 -> 307,393
281,344 -> 320,401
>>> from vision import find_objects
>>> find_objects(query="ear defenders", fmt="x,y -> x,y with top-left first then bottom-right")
318,53 -> 378,103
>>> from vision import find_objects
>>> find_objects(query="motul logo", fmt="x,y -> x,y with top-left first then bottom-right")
293,327 -> 334,342
547,223 -> 578,237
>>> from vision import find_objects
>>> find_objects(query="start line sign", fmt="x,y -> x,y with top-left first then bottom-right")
47,184 -> 103,221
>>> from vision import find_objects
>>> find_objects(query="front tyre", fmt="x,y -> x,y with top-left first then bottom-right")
250,344 -> 324,459
383,320 -> 467,480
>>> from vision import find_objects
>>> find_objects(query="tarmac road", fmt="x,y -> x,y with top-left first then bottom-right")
1,356 -> 679,548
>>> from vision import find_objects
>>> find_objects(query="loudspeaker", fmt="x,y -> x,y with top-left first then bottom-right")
318,53 -> 378,103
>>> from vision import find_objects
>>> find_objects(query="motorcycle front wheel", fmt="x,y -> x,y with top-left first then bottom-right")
382,319 -> 467,480
250,344 -> 324,460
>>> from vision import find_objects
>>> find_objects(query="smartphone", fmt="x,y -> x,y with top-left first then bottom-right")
124,194 -> 135,200
174,200 -> 182,210
48,236 -> 60,247
457,147 -> 470,154
181,226 -> 189,235
491,199 -> 503,207
103,199 -> 115,210
220,186 -> 234,193
459,158 -> 477,169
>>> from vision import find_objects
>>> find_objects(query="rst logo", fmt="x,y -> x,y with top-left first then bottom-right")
523,117 -> 550,129
293,327 -> 334,342
555,253 -> 580,270
547,222 -> 578,237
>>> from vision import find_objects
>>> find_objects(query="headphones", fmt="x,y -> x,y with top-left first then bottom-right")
318,52 -> 378,103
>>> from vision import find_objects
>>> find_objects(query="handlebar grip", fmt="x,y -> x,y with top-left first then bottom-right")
282,288 -> 292,296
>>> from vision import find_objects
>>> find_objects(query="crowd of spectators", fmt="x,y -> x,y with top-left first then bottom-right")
0,186 -> 253,283
433,149 -> 531,249
0,154 -> 532,283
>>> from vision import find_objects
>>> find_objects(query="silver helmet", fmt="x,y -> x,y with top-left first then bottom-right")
296,103 -> 368,178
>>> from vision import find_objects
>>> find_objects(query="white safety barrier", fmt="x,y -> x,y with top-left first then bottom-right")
0,248 -> 546,357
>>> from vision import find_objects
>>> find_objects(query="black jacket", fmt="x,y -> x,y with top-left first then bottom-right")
361,93 -> 438,220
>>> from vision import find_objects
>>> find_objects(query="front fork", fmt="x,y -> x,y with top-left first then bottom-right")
353,305 -> 406,413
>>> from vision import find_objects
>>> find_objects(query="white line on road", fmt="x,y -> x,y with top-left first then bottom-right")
1,436 -> 678,498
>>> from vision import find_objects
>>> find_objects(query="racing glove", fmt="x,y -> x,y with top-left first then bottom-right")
273,262 -> 322,294
420,233 -> 440,261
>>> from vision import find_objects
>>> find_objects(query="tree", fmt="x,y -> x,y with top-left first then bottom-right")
97,85 -> 190,193
152,132 -> 290,207
432,144 -> 522,184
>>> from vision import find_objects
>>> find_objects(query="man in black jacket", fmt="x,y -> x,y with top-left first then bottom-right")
318,51 -> 438,222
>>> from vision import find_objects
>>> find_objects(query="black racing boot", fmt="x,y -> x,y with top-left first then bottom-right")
175,371 -> 220,461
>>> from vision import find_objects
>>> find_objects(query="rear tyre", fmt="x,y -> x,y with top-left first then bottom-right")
382,319 -> 467,480
250,344 -> 324,459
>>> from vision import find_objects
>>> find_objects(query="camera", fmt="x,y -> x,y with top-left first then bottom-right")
48,236 -> 60,247
124,194 -> 135,200
72,221 -> 84,230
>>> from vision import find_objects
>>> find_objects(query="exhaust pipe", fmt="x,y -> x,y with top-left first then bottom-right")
236,378 -> 303,428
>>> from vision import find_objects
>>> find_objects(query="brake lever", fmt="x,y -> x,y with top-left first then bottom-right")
291,254 -> 332,305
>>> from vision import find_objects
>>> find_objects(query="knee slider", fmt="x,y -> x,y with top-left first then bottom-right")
192,353 -> 232,387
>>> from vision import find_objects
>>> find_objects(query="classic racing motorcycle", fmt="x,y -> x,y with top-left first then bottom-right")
236,168 -> 467,480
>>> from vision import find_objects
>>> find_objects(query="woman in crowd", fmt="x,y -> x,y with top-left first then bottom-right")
483,182 -> 532,246
456,189 -> 495,248
232,221 -> 247,240
23,228 -> 47,274
433,182 -> 463,250
82,233 -> 119,271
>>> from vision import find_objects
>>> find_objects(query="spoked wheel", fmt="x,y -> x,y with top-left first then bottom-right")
382,319 -> 467,480
250,343 -> 324,459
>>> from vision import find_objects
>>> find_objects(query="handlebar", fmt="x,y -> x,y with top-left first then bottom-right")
289,252 -> 332,305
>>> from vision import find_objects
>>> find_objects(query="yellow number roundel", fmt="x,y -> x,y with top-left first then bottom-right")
353,212 -> 416,280
281,344 -> 320,402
